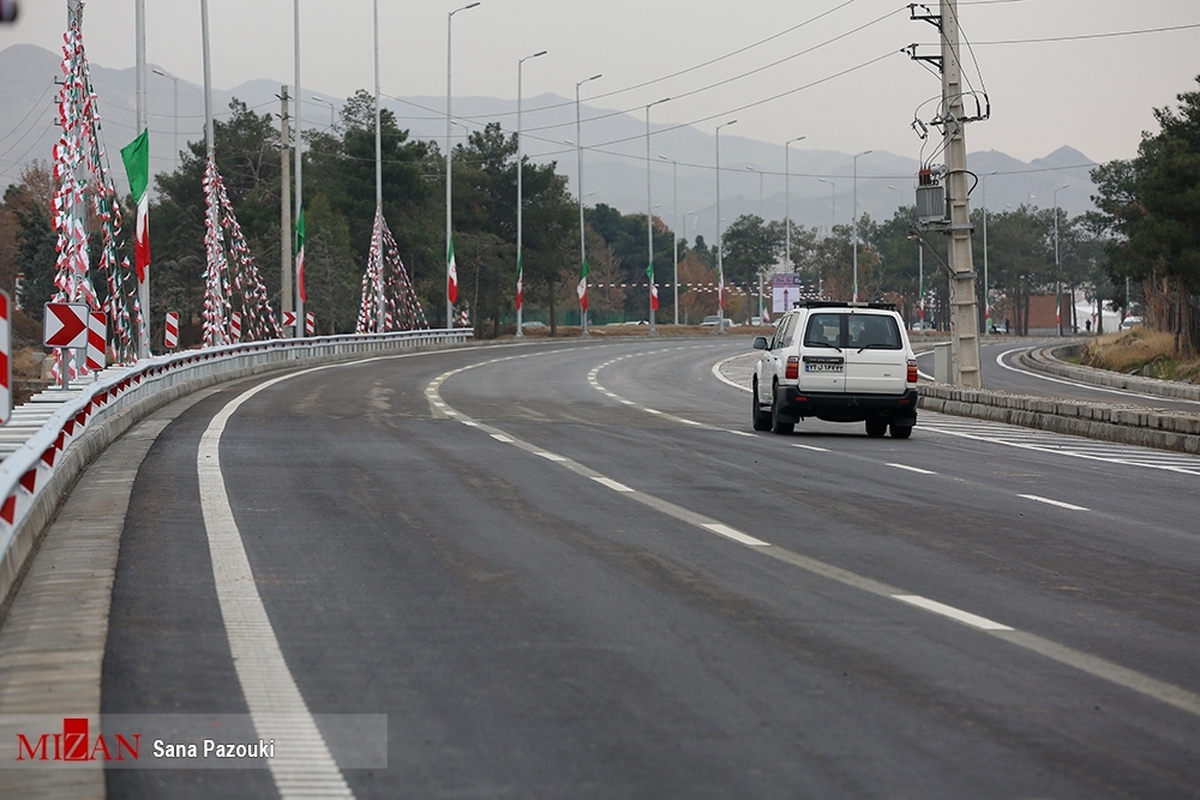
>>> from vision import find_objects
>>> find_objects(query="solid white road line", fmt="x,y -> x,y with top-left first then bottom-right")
1018,493 -> 1090,511
198,372 -> 354,800
792,444 -> 830,453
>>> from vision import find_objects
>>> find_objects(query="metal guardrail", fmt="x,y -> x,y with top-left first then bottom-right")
0,329 -> 471,616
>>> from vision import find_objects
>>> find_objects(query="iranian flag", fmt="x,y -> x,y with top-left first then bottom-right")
120,129 -> 150,284
577,257 -> 590,312
447,236 -> 459,305
295,207 -> 307,303
646,260 -> 658,311
717,265 -> 725,311
515,251 -> 524,311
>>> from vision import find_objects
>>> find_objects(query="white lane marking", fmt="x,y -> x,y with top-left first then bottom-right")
679,418 -> 703,426
892,594 -> 1014,631
995,346 -> 1200,406
198,373 -> 354,800
1018,493 -> 1090,511
729,430 -> 756,437
887,463 -> 938,475
702,523 -> 771,547
461,419 -> 478,427
491,434 -> 514,443
792,443 -> 830,453
535,452 -> 566,462
712,354 -> 751,391
592,476 -> 634,493
645,408 -> 663,415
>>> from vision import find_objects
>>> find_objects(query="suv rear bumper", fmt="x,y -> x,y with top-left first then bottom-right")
776,386 -> 919,424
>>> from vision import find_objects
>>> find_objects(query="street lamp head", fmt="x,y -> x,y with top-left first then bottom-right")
152,68 -> 167,77
786,135 -> 806,145
649,96 -> 670,108
578,73 -> 602,88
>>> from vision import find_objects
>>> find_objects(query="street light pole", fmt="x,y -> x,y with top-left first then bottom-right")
784,136 -> 805,273
575,73 -> 602,336
151,70 -> 178,170
645,97 -> 669,335
818,178 -> 835,237
1054,183 -> 1068,336
981,170 -> 998,333
311,95 -> 336,128
852,149 -> 872,303
515,49 -> 546,339
658,155 -> 679,325
446,2 -> 480,329
715,119 -> 737,332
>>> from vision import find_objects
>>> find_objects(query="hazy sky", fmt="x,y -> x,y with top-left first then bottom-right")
2,0 -> 1198,165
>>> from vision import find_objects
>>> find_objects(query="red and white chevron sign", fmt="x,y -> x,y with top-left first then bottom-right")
43,302 -> 89,349
305,312 -> 314,336
230,311 -> 242,342
86,311 -> 107,372
0,291 -> 10,426
164,311 -> 179,349
282,311 -> 296,329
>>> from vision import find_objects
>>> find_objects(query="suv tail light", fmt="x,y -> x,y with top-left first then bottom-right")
907,359 -> 918,383
786,356 -> 799,380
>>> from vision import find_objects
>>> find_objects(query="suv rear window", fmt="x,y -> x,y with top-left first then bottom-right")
803,313 -> 901,350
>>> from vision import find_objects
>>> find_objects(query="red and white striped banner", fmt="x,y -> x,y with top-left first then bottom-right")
0,291 -> 10,426
229,311 -> 242,342
282,311 -> 296,329
164,311 -> 179,349
305,312 -> 314,336
87,311 -> 107,372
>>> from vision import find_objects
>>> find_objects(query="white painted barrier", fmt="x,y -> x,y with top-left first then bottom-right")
0,328 -> 471,617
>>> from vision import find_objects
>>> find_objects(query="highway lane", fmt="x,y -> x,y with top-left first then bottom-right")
916,337 -> 1200,414
101,337 -> 1199,798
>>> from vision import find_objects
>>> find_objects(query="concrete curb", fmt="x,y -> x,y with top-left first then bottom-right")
917,342 -> 1200,454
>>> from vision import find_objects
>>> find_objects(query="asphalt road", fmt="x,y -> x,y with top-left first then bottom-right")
101,337 -> 1200,798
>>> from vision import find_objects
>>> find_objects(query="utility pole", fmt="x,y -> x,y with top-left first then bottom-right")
280,87 -> 293,328
940,0 -> 981,387
910,0 -> 982,387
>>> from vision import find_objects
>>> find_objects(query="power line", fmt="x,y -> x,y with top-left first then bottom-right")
973,22 -> 1200,45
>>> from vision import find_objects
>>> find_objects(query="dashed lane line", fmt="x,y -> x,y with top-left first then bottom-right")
429,350 -> 1200,720
1018,493 -> 1090,512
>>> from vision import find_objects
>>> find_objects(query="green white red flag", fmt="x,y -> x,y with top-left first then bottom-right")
295,207 -> 307,303
577,257 -> 590,312
120,129 -> 150,284
646,260 -> 658,311
516,251 -> 524,311
447,236 -> 459,305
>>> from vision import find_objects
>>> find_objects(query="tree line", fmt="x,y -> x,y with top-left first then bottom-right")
3,76 -> 1198,351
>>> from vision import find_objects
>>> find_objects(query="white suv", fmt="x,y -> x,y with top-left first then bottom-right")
751,301 -> 919,438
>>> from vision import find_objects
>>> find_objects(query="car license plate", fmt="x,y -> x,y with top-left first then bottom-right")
805,362 -> 843,372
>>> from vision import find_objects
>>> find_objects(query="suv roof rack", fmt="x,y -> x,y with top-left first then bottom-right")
791,300 -> 897,311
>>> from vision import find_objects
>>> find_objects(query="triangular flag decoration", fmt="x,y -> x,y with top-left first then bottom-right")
50,2 -> 143,377
356,208 -> 428,333
120,129 -> 150,284
577,257 -> 590,312
295,207 -> 307,304
646,260 -> 658,311
447,236 -> 459,305
203,154 -> 282,347
515,252 -> 524,312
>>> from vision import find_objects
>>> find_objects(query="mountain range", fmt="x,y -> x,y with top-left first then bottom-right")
1,43 -> 1099,245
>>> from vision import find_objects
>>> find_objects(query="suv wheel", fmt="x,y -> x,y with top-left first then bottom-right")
770,384 -> 794,435
890,423 -> 913,439
752,379 -> 772,431
865,419 -> 888,438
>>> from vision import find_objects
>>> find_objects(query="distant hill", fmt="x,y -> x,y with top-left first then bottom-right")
0,43 -> 1098,243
